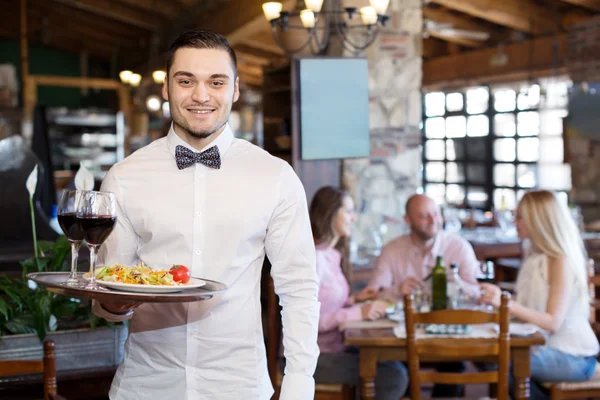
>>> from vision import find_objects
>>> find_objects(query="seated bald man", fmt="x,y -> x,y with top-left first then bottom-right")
356,194 -> 481,398
357,194 -> 480,301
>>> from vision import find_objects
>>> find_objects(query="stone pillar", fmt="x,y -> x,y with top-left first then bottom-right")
342,0 -> 422,248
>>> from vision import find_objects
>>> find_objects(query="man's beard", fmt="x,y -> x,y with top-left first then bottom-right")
412,226 -> 436,242
173,116 -> 227,140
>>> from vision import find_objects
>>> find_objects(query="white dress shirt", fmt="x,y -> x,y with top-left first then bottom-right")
93,124 -> 320,400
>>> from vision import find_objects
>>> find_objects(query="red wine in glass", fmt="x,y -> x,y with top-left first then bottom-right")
77,215 -> 116,246
58,190 -> 85,286
58,212 -> 85,243
76,190 -> 117,290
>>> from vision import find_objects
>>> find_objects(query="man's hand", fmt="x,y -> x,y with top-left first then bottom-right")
99,301 -> 141,315
361,300 -> 388,320
479,283 -> 501,308
355,287 -> 379,301
400,276 -> 423,296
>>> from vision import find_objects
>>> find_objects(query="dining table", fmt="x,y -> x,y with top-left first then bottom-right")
344,326 -> 546,400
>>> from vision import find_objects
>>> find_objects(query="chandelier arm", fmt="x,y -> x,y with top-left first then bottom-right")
310,13 -> 331,54
329,0 -> 382,53
333,19 -> 381,53
270,24 -> 315,55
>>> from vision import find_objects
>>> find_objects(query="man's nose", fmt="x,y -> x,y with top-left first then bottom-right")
191,84 -> 210,103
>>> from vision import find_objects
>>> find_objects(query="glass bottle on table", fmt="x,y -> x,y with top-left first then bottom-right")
431,255 -> 447,310
447,263 -> 461,309
57,190 -> 85,286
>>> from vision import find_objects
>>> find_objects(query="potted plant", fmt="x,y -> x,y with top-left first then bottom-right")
0,165 -> 127,372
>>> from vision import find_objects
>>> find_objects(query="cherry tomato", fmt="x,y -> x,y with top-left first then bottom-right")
169,264 -> 190,284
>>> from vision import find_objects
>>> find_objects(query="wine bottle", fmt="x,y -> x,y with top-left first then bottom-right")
432,255 -> 447,310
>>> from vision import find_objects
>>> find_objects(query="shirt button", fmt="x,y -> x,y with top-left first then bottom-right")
196,250 -> 202,255
196,212 -> 202,217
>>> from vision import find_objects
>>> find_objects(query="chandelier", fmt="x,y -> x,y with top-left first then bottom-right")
262,0 -> 390,55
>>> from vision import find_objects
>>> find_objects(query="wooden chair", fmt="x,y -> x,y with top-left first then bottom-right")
403,292 -> 511,400
265,275 -> 355,400
0,340 -> 57,400
544,261 -> 600,399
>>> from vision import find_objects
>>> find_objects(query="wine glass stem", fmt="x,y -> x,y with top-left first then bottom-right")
67,242 -> 80,282
89,245 -> 98,285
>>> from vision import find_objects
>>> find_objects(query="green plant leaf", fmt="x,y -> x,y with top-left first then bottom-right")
5,313 -> 36,335
0,297 -> 9,319
33,294 -> 52,341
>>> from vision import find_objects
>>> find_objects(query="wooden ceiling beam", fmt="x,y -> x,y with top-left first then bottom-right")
238,72 -> 263,87
429,0 -> 560,35
37,1 -> 152,39
426,31 -> 484,48
238,39 -> 285,56
561,0 -> 600,12
422,37 -> 450,59
52,0 -> 164,30
233,44 -> 285,60
237,62 -> 263,77
423,34 -> 567,87
424,7 -> 494,36
235,50 -> 271,66
111,0 -> 182,19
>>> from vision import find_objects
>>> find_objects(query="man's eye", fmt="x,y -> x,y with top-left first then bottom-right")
212,81 -> 224,86
179,80 -> 191,85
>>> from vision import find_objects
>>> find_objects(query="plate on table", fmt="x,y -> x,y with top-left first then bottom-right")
94,277 -> 206,293
386,301 -> 404,322
493,323 -> 538,336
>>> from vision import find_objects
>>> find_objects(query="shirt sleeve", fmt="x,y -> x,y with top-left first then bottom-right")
315,252 -> 362,332
265,163 -> 320,400
92,166 -> 140,321
368,245 -> 395,291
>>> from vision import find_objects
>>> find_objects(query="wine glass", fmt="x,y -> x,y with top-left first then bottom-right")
57,190 -> 85,286
76,191 -> 117,290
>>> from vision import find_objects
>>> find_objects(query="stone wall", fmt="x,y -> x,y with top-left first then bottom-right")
342,0 -> 423,248
566,17 -> 600,223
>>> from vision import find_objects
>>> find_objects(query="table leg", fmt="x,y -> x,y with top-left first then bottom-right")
358,348 -> 378,400
512,347 -> 531,400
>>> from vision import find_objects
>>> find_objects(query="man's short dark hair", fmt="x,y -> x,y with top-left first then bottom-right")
165,30 -> 237,78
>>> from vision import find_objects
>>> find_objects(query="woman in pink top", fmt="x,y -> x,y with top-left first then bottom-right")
310,186 -> 408,399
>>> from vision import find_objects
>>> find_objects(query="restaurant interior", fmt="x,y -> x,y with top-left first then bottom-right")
3,0 -> 600,399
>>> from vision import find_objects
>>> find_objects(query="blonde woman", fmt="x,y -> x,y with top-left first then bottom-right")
481,190 -> 599,399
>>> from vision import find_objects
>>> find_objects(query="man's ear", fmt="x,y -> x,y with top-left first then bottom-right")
233,76 -> 240,103
162,80 -> 169,101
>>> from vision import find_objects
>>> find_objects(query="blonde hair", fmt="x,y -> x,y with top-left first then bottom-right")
518,190 -> 589,304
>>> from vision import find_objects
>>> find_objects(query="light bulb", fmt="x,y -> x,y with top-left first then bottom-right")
119,70 -> 132,83
300,9 -> 315,28
360,6 -> 377,25
369,0 -> 389,15
152,70 -> 166,84
304,0 -> 323,13
262,2 -> 282,21
146,95 -> 162,112
129,73 -> 142,87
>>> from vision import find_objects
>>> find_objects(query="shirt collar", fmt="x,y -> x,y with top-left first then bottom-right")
407,231 -> 443,257
166,122 -> 234,159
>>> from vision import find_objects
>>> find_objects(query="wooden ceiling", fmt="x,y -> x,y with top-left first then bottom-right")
2,0 -> 600,88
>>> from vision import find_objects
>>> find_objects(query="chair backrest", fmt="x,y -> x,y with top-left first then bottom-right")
403,293 -> 511,400
0,340 -> 57,400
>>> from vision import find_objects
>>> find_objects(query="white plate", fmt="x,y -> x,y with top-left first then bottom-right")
387,311 -> 404,322
493,323 -> 538,336
94,277 -> 206,293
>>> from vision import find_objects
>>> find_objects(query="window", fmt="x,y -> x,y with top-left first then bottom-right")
422,78 -> 571,209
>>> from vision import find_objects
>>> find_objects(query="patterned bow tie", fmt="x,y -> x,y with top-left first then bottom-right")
175,145 -> 221,170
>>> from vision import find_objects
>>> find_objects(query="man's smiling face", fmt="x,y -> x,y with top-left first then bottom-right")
163,47 -> 240,141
